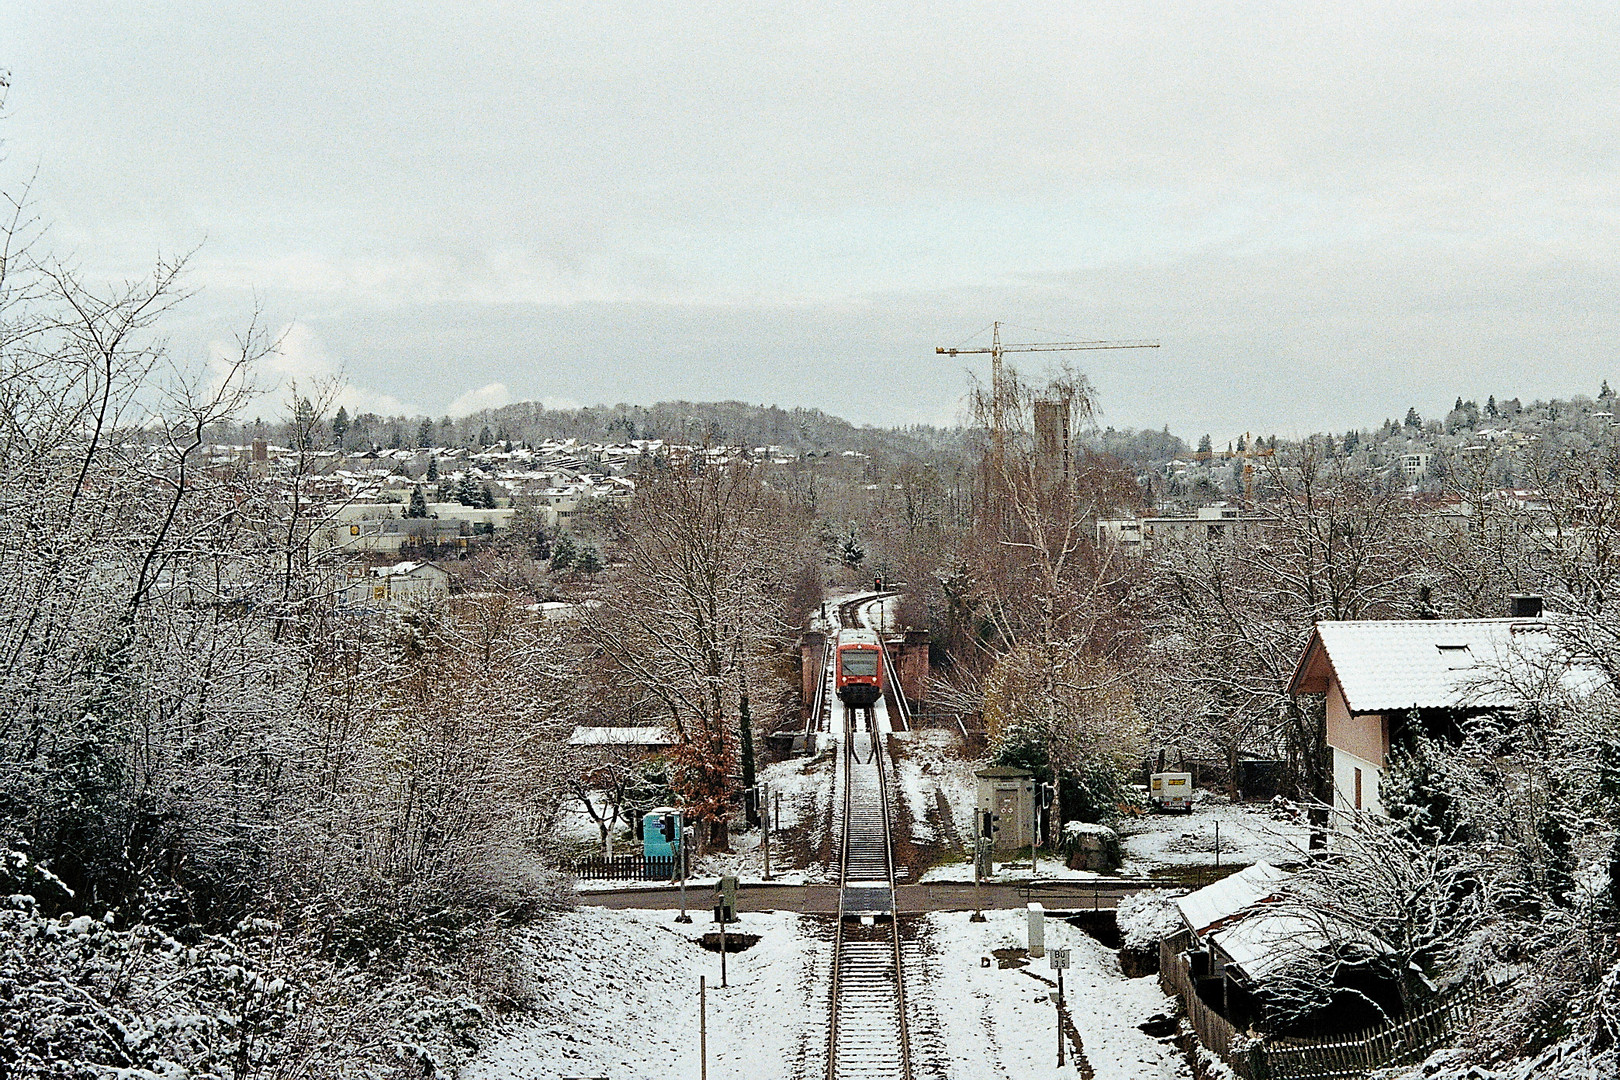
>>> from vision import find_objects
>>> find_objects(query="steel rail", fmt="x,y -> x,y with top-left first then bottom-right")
826,598 -> 912,1080
854,591 -> 912,731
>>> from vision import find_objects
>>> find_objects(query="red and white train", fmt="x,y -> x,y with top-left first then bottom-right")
834,628 -> 884,707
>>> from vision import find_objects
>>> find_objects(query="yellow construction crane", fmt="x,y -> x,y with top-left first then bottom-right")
1190,432 -> 1275,506
936,321 -> 1159,468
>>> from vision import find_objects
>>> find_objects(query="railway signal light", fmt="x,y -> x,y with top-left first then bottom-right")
978,810 -> 1001,839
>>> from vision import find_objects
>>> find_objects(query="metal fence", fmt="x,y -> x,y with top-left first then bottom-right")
1156,929 -> 1487,1080
572,854 -> 679,881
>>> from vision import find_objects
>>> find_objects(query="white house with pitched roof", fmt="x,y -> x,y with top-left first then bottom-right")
1288,597 -> 1560,829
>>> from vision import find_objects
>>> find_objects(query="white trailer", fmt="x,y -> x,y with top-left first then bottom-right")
1150,771 -> 1194,812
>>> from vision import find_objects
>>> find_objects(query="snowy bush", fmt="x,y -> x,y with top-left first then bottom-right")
0,882 -> 520,1079
1115,889 -> 1184,952
1061,820 -> 1122,870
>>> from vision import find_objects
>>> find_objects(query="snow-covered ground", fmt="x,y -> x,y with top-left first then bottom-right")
465,907 -> 824,1080
909,911 -> 1190,1079
891,728 -> 976,850
1116,796 -> 1309,875
468,906 -> 1188,1079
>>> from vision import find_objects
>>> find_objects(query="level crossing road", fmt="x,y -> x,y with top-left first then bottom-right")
578,879 -> 1148,914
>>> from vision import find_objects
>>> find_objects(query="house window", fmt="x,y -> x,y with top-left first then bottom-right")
1436,643 -> 1473,669
1354,767 -> 1363,810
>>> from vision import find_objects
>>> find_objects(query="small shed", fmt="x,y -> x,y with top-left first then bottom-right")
641,806 -> 684,860
1176,860 -> 1292,940
974,765 -> 1034,853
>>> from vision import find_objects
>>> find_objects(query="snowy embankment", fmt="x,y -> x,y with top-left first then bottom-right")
465,907 -> 823,1080
909,911 -> 1190,1080
467,905 -> 1191,1079
890,728 -> 978,851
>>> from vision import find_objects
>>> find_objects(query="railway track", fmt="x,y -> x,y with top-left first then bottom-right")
826,596 -> 912,1080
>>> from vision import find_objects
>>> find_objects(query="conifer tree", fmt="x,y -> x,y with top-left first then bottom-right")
839,527 -> 865,568
550,533 -> 577,572
1382,726 -> 1467,844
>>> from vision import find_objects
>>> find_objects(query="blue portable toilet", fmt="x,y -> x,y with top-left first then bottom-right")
642,806 -> 683,859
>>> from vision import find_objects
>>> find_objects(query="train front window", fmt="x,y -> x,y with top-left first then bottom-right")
842,651 -> 878,677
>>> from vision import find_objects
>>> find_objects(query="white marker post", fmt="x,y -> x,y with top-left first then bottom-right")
1027,902 -> 1045,958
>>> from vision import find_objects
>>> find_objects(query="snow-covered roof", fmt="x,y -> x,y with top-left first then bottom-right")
1289,617 -> 1560,713
1209,907 -> 1393,984
1208,910 -> 1330,982
566,726 -> 677,747
1176,860 -> 1291,937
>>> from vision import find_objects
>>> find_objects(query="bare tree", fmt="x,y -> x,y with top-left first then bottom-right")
585,455 -> 801,846
1143,440 -> 1420,820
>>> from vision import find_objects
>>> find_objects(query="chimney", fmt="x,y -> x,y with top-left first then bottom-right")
1507,593 -> 1543,618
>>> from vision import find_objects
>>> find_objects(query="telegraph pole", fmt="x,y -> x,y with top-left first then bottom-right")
761,783 -> 772,881
676,825 -> 692,923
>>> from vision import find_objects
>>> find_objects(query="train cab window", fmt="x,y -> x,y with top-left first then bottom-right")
841,651 -> 878,677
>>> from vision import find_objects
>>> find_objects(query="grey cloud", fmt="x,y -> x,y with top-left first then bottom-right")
4,1 -> 1618,436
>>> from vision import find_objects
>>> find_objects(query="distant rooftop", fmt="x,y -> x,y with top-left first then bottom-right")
566,726 -> 677,748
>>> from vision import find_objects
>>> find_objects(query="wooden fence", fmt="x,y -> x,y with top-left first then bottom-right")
572,854 -> 679,881
1157,929 -> 1488,1080
1258,983 -> 1485,1080
1159,928 -> 1259,1077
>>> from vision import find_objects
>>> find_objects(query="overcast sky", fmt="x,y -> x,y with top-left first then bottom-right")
4,2 -> 1618,439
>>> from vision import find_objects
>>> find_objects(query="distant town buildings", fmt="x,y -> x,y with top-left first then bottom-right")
1096,503 -> 1247,556
344,561 -> 452,609
1399,451 -> 1436,482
